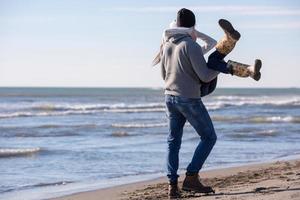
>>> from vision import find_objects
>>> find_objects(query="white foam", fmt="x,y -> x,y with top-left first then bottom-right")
0,95 -> 299,119
0,110 -> 96,119
32,102 -> 165,111
105,108 -> 165,113
255,129 -> 279,136
0,147 -> 41,157
111,123 -> 167,128
250,116 -> 300,123
0,103 -> 166,118
210,95 -> 300,106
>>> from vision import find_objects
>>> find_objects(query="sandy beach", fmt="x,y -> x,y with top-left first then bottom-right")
52,158 -> 300,200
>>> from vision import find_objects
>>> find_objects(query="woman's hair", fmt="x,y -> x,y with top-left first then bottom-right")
176,8 -> 195,28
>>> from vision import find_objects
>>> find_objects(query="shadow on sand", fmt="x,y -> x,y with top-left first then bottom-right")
196,186 -> 300,198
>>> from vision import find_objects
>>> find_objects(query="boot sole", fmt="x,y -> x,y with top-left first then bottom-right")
182,186 -> 215,194
253,59 -> 262,81
169,195 -> 181,199
219,19 -> 241,41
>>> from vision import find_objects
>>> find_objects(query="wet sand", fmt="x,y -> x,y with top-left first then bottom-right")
52,159 -> 300,200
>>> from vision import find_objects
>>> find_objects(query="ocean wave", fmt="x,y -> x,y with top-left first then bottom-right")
111,123 -> 167,128
111,131 -> 131,137
211,115 -> 300,124
105,108 -> 165,113
228,129 -> 280,139
250,116 -> 300,123
211,115 -> 241,122
211,95 -> 300,106
0,131 -> 80,138
31,103 -> 165,111
0,103 -> 166,118
0,102 -> 165,112
0,181 -> 74,194
0,109 -> 164,119
0,95 -> 299,119
31,181 -> 73,188
37,123 -> 97,129
206,103 -> 227,110
255,129 -> 279,136
0,103 -> 238,119
0,147 -> 41,158
0,124 -> 97,138
0,110 -> 96,119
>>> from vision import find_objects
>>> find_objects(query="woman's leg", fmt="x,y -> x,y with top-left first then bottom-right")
207,50 -> 229,74
227,59 -> 262,81
215,19 -> 240,56
206,19 -> 240,74
207,50 -> 262,81
207,19 -> 262,81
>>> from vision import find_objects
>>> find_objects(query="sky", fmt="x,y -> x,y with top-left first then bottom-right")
0,0 -> 299,88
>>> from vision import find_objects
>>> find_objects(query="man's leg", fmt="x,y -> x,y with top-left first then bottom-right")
165,95 -> 186,198
166,100 -> 186,182
177,98 -> 216,193
183,100 -> 217,173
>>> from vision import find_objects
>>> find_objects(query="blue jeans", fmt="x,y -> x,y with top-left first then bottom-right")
207,50 -> 230,74
165,95 -> 217,184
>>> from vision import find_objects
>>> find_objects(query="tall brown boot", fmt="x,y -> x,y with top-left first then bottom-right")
215,19 -> 241,55
227,59 -> 262,81
168,183 -> 181,199
182,173 -> 215,194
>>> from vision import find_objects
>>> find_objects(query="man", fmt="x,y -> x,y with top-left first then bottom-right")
161,8 -> 220,199
160,8 -> 262,198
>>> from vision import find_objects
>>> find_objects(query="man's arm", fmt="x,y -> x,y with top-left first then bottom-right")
187,41 -> 219,83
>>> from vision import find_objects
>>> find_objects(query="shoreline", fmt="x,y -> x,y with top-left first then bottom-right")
50,155 -> 300,200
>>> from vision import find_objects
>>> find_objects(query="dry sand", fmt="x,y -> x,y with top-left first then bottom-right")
52,159 -> 300,200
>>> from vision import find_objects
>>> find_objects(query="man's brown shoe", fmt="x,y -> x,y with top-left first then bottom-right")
182,173 -> 215,194
168,183 -> 181,199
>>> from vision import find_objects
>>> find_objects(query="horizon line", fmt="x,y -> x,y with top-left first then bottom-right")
0,86 -> 299,89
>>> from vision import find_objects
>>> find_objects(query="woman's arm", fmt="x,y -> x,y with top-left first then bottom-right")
195,30 -> 217,55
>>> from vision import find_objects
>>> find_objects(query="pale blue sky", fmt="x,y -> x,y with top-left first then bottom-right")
0,0 -> 299,87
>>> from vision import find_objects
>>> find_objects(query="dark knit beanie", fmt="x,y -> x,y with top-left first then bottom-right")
176,8 -> 196,28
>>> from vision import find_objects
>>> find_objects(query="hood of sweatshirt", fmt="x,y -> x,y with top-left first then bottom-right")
151,27 -> 193,66
163,27 -> 193,44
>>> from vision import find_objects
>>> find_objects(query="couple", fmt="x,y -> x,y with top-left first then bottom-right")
153,8 -> 262,199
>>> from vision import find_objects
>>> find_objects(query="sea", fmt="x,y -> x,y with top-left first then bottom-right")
0,87 -> 300,200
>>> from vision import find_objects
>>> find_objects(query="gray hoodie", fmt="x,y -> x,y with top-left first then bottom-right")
161,33 -> 219,98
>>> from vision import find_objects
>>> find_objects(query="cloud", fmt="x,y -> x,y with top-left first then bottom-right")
240,22 -> 300,29
0,16 -> 57,23
108,5 -> 300,16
